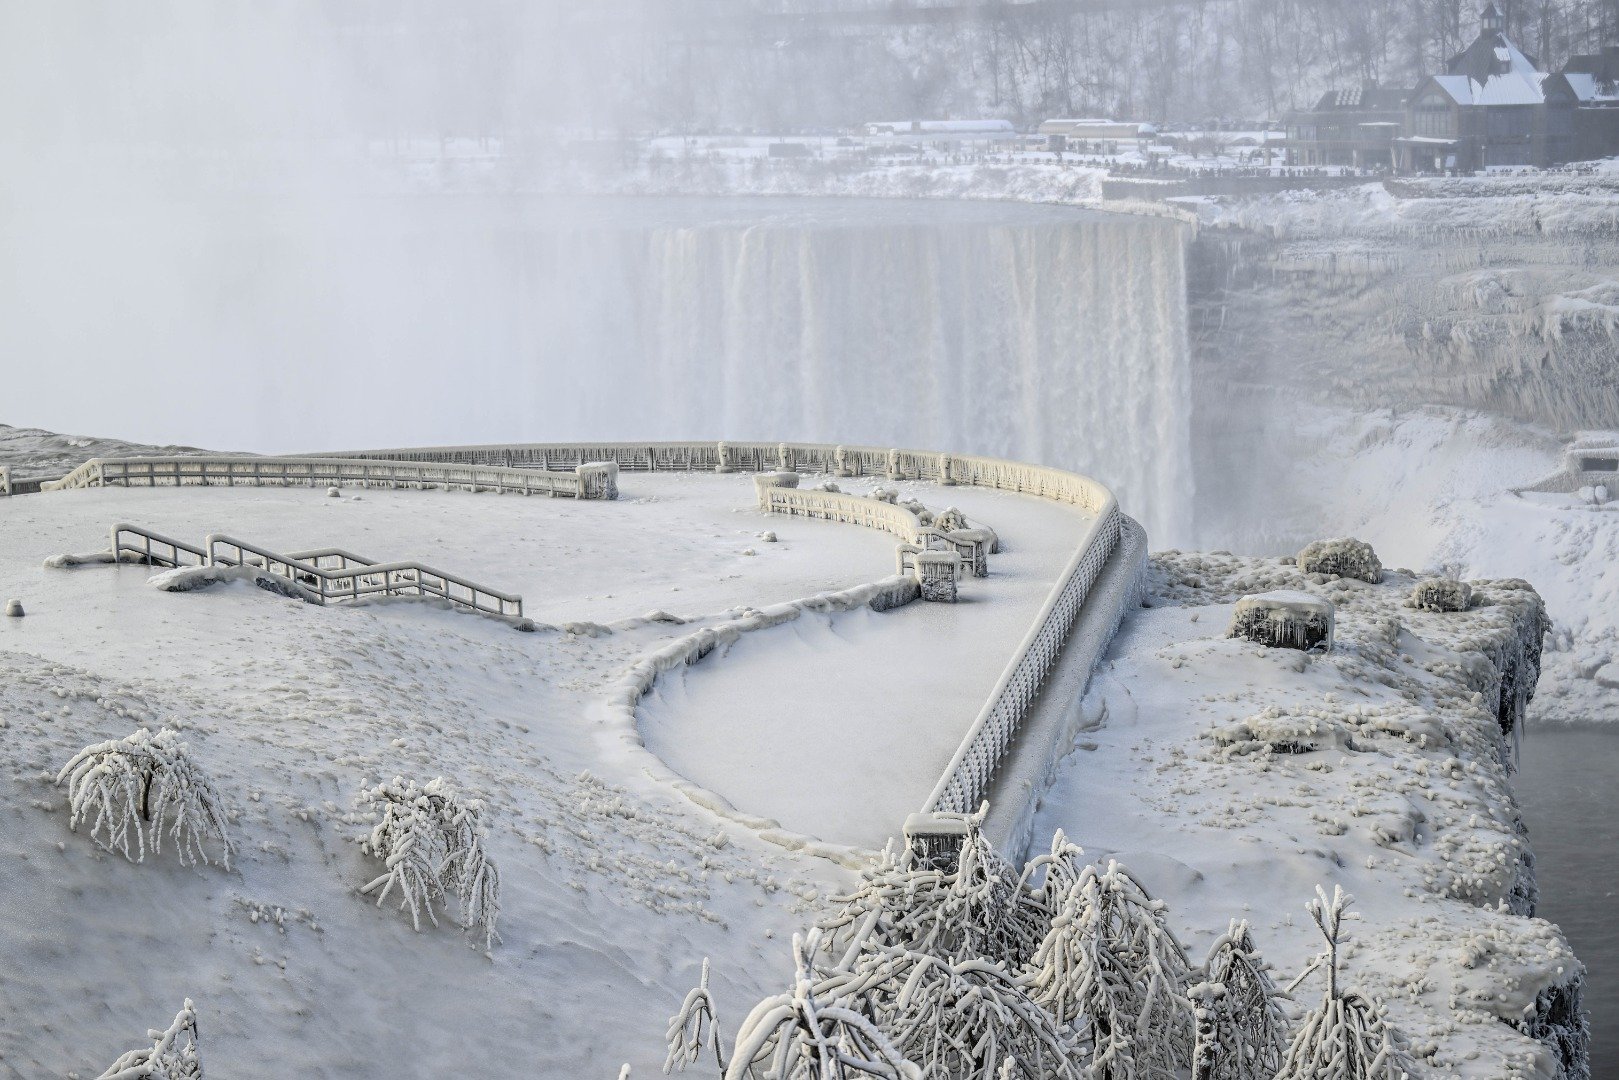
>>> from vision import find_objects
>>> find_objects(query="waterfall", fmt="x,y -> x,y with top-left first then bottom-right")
2,194 -> 1194,543
526,199 -> 1195,545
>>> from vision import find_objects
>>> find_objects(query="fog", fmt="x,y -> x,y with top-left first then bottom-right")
1,3 -> 665,451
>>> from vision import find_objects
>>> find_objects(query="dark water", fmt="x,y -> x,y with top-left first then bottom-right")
1515,724 -> 1619,1076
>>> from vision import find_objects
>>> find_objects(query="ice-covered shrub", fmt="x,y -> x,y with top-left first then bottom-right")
824,809 -> 1050,970
1030,858 -> 1194,1078
57,728 -> 234,868
667,824 -> 1208,1080
357,776 -> 501,950
1411,577 -> 1472,612
1207,707 -> 1360,756
1297,538 -> 1383,583
1190,921 -> 1289,1080
1228,591 -> 1334,652
1276,887 -> 1415,1080
96,998 -> 202,1079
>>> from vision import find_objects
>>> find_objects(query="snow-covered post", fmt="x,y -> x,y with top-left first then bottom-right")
902,811 -> 971,872
776,442 -> 792,471
95,998 -> 202,1079
752,471 -> 798,511
0,464 -> 11,497
886,448 -> 902,480
578,461 -> 620,500
936,453 -> 955,486
914,550 -> 961,602
1229,591 -> 1334,652
833,445 -> 851,477
714,441 -> 735,474
56,728 -> 235,868
1296,538 -> 1382,583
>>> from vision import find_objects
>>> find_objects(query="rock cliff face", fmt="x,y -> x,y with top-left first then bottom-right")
1183,181 -> 1619,553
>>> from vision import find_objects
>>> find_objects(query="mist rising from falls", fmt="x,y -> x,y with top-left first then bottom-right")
541,200 -> 1195,544
2,195 -> 1193,544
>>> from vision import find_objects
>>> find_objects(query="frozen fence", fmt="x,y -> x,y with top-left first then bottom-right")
205,534 -> 525,619
99,522 -> 524,621
51,440 -> 1131,828
43,456 -> 619,500
317,440 -> 1131,822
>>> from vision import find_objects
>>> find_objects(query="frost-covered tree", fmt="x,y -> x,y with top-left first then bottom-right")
1029,858 -> 1194,1079
668,930 -> 1081,1080
820,814 -> 1050,971
1277,887 -> 1415,1080
96,998 -> 203,1080
357,776 -> 501,950
1189,921 -> 1289,1080
57,728 -> 234,869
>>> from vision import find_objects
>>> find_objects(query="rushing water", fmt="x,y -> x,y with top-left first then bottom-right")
1515,723 -> 1619,1076
2,195 -> 1194,543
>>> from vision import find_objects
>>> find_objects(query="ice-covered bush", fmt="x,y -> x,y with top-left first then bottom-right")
1297,538 -> 1383,583
1411,577 -> 1472,612
57,728 -> 234,869
1190,921 -> 1288,1080
671,821 -> 1206,1080
1276,887 -> 1414,1080
357,776 -> 501,950
1030,858 -> 1194,1078
96,998 -> 203,1079
1228,591 -> 1334,652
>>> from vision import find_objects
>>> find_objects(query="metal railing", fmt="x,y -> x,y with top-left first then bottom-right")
111,523 -> 209,568
52,440 -> 1128,817
205,534 -> 524,619
43,456 -> 619,501
315,440 -> 1127,816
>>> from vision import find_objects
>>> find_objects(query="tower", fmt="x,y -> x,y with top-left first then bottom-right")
1482,2 -> 1505,34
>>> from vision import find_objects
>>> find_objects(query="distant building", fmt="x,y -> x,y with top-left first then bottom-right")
1563,45 -> 1619,158
1283,85 -> 1410,169
1037,118 -> 1150,152
862,119 -> 1015,137
1394,3 -> 1579,172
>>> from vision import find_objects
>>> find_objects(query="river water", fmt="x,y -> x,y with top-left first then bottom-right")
1515,723 -> 1619,1075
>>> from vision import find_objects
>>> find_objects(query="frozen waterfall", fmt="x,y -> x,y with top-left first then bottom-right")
4,195 -> 1194,543
528,199 -> 1195,545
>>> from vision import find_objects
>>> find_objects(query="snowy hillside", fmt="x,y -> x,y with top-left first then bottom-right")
0,463 -> 1096,1075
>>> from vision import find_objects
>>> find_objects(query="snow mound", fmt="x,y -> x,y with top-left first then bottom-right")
1411,578 -> 1473,613
1297,538 -> 1383,584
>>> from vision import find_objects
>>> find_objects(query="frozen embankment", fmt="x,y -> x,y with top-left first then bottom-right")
1032,548 -> 1587,1076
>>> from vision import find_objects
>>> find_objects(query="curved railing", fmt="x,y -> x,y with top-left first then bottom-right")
313,439 -> 1130,818
42,439 -> 1132,823
42,455 -> 619,500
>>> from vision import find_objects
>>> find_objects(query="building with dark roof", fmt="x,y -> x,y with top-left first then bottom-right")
1394,4 -> 1581,172
1282,84 -> 1410,169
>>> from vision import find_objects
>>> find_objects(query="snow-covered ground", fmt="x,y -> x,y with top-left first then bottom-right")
0,470 -> 1083,1075
1033,551 -> 1580,1076
640,483 -> 1090,850
1212,404 -> 1619,729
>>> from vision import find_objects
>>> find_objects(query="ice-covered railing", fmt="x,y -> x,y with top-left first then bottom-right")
205,534 -> 525,619
94,522 -> 526,620
756,485 -> 925,543
42,456 -> 619,500
319,440 -> 1131,818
